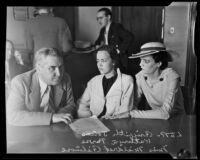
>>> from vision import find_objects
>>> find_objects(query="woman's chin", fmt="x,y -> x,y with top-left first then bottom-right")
99,70 -> 105,75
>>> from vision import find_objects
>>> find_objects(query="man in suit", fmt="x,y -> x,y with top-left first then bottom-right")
94,8 -> 134,74
7,47 -> 76,126
25,7 -> 72,56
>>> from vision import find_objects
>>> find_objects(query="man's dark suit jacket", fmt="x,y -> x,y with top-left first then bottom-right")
95,22 -> 134,70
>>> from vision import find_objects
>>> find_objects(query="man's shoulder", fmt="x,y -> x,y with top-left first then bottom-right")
27,15 -> 65,24
49,16 -> 65,23
11,69 -> 37,86
111,22 -> 123,28
63,72 -> 71,80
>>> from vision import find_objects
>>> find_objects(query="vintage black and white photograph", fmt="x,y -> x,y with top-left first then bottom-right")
5,3 -> 198,159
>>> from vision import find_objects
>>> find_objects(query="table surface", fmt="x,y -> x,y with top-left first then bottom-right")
6,115 -> 196,158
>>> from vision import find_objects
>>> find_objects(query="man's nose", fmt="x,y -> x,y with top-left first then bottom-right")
55,68 -> 61,76
98,62 -> 103,67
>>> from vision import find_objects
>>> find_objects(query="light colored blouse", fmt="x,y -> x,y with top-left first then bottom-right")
78,69 -> 134,117
131,68 -> 185,120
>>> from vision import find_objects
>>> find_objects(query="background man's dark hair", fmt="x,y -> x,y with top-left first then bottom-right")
98,8 -> 112,18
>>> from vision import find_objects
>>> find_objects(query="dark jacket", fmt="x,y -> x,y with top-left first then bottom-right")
95,22 -> 134,56
95,22 -> 134,70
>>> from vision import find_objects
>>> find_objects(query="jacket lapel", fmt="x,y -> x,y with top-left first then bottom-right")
98,75 -> 105,98
54,83 -> 64,108
29,72 -> 41,111
100,27 -> 106,42
106,69 -> 122,97
108,22 -> 114,44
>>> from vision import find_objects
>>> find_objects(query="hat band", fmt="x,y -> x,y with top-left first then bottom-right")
140,47 -> 166,52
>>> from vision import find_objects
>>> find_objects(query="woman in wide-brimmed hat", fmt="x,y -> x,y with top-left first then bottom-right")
113,42 -> 185,120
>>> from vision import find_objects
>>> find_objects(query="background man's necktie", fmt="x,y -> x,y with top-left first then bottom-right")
104,32 -> 108,45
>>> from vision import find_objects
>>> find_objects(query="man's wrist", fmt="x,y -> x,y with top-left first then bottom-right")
50,113 -> 54,124
129,111 -> 134,118
128,111 -> 131,118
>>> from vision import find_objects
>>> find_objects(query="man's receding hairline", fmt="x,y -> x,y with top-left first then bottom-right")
36,53 -> 62,65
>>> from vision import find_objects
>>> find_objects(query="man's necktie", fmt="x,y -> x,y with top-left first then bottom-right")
41,85 -> 55,113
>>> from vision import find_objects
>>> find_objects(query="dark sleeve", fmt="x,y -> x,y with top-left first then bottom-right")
94,28 -> 104,46
115,23 -> 134,55
57,73 -> 76,117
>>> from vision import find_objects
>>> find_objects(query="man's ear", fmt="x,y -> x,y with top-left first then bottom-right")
35,63 -> 40,72
107,15 -> 111,21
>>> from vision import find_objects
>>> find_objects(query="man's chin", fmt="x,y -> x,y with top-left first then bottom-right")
51,79 -> 61,85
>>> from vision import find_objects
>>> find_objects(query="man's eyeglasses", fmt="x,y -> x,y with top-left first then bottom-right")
96,16 -> 106,21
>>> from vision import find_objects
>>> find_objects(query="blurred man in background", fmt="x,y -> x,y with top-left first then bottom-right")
94,8 -> 134,74
25,6 -> 73,57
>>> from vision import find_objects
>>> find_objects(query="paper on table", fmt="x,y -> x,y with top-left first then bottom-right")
69,117 -> 110,136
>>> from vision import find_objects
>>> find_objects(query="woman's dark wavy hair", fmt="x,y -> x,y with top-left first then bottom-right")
96,45 -> 119,68
152,51 -> 172,70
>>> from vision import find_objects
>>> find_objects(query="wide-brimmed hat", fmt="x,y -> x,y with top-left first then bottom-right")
129,42 -> 167,59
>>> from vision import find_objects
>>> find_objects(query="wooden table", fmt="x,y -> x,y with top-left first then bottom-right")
6,115 -> 196,158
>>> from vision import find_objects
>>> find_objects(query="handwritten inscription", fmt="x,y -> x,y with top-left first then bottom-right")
149,145 -> 168,153
61,145 -> 144,153
157,131 -> 182,138
113,129 -> 153,138
61,129 -> 182,153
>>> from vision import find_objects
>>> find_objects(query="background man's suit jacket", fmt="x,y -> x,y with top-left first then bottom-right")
7,69 -> 76,126
25,13 -> 72,54
95,22 -> 134,69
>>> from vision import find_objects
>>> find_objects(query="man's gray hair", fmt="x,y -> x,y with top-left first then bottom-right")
34,47 -> 62,67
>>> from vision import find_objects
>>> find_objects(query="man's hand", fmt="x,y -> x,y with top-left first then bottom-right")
95,45 -> 100,49
52,113 -> 73,124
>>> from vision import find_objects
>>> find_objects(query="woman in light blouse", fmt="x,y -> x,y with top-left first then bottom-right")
114,42 -> 185,120
77,45 -> 134,119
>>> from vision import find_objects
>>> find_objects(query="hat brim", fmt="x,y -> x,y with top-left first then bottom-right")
128,50 -> 166,59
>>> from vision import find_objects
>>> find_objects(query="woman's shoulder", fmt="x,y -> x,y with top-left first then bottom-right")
135,71 -> 144,79
88,74 -> 103,83
121,73 -> 134,83
161,68 -> 180,80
